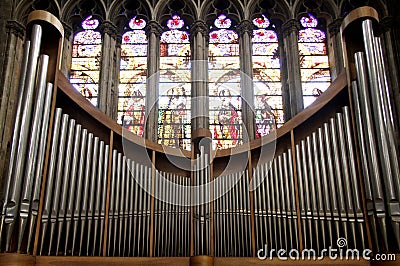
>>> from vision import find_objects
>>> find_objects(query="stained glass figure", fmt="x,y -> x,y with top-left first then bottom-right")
209,14 -> 242,149
158,15 -> 191,150
119,17 -> 147,137
70,16 -> 102,106
298,14 -> 331,108
252,15 -> 283,138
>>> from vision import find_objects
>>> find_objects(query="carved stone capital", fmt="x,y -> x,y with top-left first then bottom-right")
145,20 -> 163,37
236,20 -> 253,36
62,22 -> 73,39
282,19 -> 300,38
328,18 -> 343,36
6,20 -> 25,39
190,20 -> 209,42
380,16 -> 394,33
99,20 -> 118,39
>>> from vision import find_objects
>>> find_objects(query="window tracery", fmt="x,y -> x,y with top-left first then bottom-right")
119,17 -> 148,137
209,14 -> 242,150
298,13 -> 331,108
252,15 -> 283,138
70,16 -> 102,106
158,15 -> 192,150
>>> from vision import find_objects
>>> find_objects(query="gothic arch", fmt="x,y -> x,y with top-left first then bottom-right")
61,0 -> 106,31
247,0 -> 290,23
14,0 -> 60,22
200,0 -> 245,26
339,0 -> 388,18
154,0 -> 198,26
294,0 -> 338,24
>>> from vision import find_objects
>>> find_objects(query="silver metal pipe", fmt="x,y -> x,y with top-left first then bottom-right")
5,51 -> 48,250
107,150 -> 117,256
277,155 -> 287,251
0,40 -> 30,242
27,82 -> 54,253
287,149 -> 299,250
71,129 -> 88,255
373,36 -> 400,247
146,166 -> 151,255
317,127 -> 333,247
63,124 -> 82,255
350,79 -> 379,250
122,158 -> 131,256
295,144 -> 306,250
111,153 -> 122,256
311,133 -> 326,249
329,118 -> 349,242
47,113 -> 69,255
17,54 -> 50,252
362,20 -> 400,247
336,112 -> 357,248
323,123 -> 341,244
300,140 -> 313,249
93,141 -> 105,255
86,137 -> 99,255
270,159 -> 279,251
78,133 -> 94,256
39,108 -> 62,255
283,152 -> 294,250
128,161 -> 135,256
343,106 -> 366,249
98,144 -> 109,256
55,119 -> 76,255
118,156 -> 127,255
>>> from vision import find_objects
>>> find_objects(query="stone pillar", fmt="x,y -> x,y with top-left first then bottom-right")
144,21 -> 162,142
60,22 -> 73,77
0,20 -> 25,191
237,20 -> 256,141
282,19 -> 302,117
190,20 -> 209,137
327,18 -> 344,80
98,21 -> 118,117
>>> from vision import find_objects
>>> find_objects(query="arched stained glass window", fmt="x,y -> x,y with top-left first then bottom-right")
119,17 -> 147,137
158,15 -> 191,150
298,14 -> 331,108
209,14 -> 242,149
70,16 -> 102,106
252,15 -> 282,138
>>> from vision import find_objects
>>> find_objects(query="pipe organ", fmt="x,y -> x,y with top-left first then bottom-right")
0,7 -> 400,265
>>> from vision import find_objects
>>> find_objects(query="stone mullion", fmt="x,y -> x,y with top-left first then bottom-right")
237,20 -> 256,141
327,18 -> 344,80
60,22 -> 73,77
190,21 -> 209,134
0,20 -> 25,185
111,35 -> 122,121
99,21 -> 118,117
282,19 -> 302,117
144,21 -> 162,142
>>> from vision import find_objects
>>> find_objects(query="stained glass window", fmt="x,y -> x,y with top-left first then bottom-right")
209,14 -> 242,150
70,16 -> 102,106
158,15 -> 191,150
252,15 -> 282,138
298,14 -> 331,108
119,17 -> 147,137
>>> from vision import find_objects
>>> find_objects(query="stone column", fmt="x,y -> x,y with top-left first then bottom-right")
190,20 -> 209,137
98,21 -> 118,117
327,18 -> 344,80
282,19 -> 302,117
237,20 -> 256,141
0,20 -> 25,189
60,22 -> 73,77
144,21 -> 162,142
